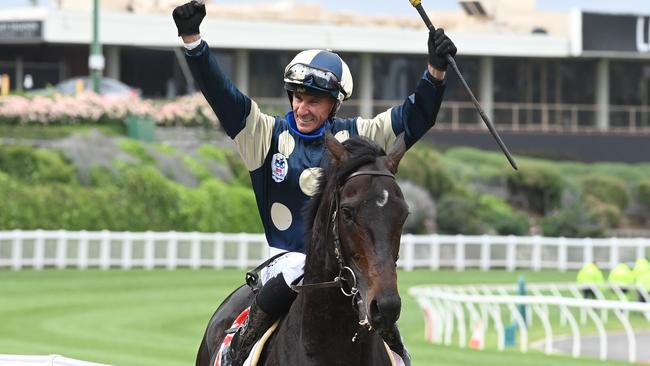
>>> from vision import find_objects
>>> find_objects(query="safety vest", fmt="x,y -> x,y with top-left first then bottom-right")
576,262 -> 604,284
608,263 -> 635,285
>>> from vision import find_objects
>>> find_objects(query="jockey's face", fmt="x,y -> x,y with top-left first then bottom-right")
292,91 -> 335,134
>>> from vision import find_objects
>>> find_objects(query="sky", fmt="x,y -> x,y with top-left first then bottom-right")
1,0 -> 650,16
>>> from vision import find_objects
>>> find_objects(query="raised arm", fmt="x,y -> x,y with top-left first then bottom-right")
356,28 -> 457,150
173,2 -> 275,171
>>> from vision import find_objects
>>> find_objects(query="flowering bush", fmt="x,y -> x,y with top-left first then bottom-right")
0,92 -> 219,127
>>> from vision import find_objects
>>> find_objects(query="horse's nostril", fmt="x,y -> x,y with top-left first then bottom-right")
370,298 -> 380,316
369,296 -> 401,326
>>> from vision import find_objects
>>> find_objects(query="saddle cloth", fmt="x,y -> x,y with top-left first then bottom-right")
214,307 -> 405,366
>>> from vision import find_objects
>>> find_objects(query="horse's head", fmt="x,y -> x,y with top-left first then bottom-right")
318,132 -> 409,333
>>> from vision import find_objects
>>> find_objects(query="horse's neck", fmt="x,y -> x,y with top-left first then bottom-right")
299,249 -> 362,352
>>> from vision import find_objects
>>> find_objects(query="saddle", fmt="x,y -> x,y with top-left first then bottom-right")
214,307 -> 405,366
214,306 -> 279,366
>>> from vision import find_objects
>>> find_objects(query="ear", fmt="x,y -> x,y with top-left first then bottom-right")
385,133 -> 407,174
325,131 -> 349,166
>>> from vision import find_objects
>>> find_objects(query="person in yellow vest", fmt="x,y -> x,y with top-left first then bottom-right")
608,262 -> 635,294
633,258 -> 650,279
636,271 -> 650,302
577,262 -> 604,299
634,258 -> 650,302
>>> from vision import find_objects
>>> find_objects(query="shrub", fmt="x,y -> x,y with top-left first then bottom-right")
540,204 -> 603,238
182,179 -> 262,233
477,195 -> 530,235
183,155 -> 213,182
397,145 -> 455,200
0,176 -> 128,231
584,196 -> 622,229
580,174 -> 629,210
225,185 -> 263,232
638,179 -> 650,207
118,139 -> 155,164
114,165 -> 185,231
399,181 -> 436,234
436,195 -> 483,235
87,166 -> 115,187
506,164 -> 564,214
198,145 -> 249,186
0,144 -> 76,184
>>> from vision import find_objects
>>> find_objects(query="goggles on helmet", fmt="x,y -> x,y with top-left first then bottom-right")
284,63 -> 345,96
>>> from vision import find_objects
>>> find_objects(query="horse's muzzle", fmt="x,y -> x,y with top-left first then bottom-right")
369,293 -> 401,331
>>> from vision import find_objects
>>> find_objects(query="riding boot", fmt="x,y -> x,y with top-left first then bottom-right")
223,273 -> 297,366
381,324 -> 412,366
222,300 -> 276,366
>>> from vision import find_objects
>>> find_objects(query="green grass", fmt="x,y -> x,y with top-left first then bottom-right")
0,269 -> 635,366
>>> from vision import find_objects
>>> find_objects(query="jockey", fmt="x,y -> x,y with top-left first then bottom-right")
173,2 -> 457,365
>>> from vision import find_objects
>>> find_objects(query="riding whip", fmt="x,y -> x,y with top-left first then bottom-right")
408,0 -> 518,170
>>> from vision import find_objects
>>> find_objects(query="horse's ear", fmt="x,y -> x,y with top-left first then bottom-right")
325,131 -> 349,166
386,133 -> 407,174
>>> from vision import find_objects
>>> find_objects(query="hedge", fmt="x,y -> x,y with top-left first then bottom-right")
476,195 -> 530,236
583,195 -> 622,229
506,164 -> 565,214
638,179 -> 650,207
0,144 -> 77,184
580,174 -> 629,210
397,145 -> 455,199
540,203 -> 603,238
0,168 -> 261,233
198,145 -> 250,186
436,194 -> 484,235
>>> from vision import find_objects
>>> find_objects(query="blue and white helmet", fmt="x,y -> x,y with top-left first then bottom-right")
284,49 -> 353,103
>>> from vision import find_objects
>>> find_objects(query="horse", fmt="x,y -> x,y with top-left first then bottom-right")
196,132 -> 409,366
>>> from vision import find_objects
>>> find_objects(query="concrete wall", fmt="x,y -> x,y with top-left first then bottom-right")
424,130 -> 650,163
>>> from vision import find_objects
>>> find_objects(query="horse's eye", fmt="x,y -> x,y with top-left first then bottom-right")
340,207 -> 355,222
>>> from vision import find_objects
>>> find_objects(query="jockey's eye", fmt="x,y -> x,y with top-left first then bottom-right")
340,206 -> 355,223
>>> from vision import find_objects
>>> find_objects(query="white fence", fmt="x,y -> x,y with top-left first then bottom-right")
409,282 -> 650,363
1,230 -> 649,271
0,354 -> 109,366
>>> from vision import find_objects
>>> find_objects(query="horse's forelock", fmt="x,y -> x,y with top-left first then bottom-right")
303,137 -> 386,253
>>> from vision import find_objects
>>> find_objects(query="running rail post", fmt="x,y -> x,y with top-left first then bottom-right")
408,0 -> 518,170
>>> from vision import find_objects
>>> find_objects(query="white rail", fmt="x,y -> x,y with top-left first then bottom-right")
0,230 -> 649,271
0,354 -> 109,366
409,282 -> 650,363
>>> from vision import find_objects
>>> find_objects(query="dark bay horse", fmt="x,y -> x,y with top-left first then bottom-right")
196,132 -> 409,366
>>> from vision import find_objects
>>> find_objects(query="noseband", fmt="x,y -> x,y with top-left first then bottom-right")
291,169 -> 396,334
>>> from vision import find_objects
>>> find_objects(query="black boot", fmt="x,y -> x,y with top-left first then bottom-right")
381,324 -> 412,366
222,300 -> 277,366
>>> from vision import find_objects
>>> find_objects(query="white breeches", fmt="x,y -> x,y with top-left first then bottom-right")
260,249 -> 306,288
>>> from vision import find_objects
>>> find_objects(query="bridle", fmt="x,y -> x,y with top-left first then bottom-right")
291,169 -> 396,335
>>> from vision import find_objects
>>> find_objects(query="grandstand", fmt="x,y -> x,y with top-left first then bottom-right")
1,0 -> 650,160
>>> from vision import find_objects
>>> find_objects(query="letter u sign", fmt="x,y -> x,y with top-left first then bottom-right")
637,16 -> 650,52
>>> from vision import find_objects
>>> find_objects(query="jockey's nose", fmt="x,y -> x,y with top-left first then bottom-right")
369,294 -> 401,330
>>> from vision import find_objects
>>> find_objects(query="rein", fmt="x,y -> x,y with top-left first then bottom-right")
291,169 -> 396,335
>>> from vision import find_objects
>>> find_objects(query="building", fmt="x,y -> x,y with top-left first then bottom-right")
1,0 -> 650,160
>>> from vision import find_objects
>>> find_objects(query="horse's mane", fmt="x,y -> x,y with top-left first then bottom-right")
303,136 -> 386,261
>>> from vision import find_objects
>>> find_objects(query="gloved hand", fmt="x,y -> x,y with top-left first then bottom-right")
172,1 -> 206,37
427,28 -> 457,71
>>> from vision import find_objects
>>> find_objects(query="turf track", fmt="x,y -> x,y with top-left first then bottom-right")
0,269 -> 634,365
